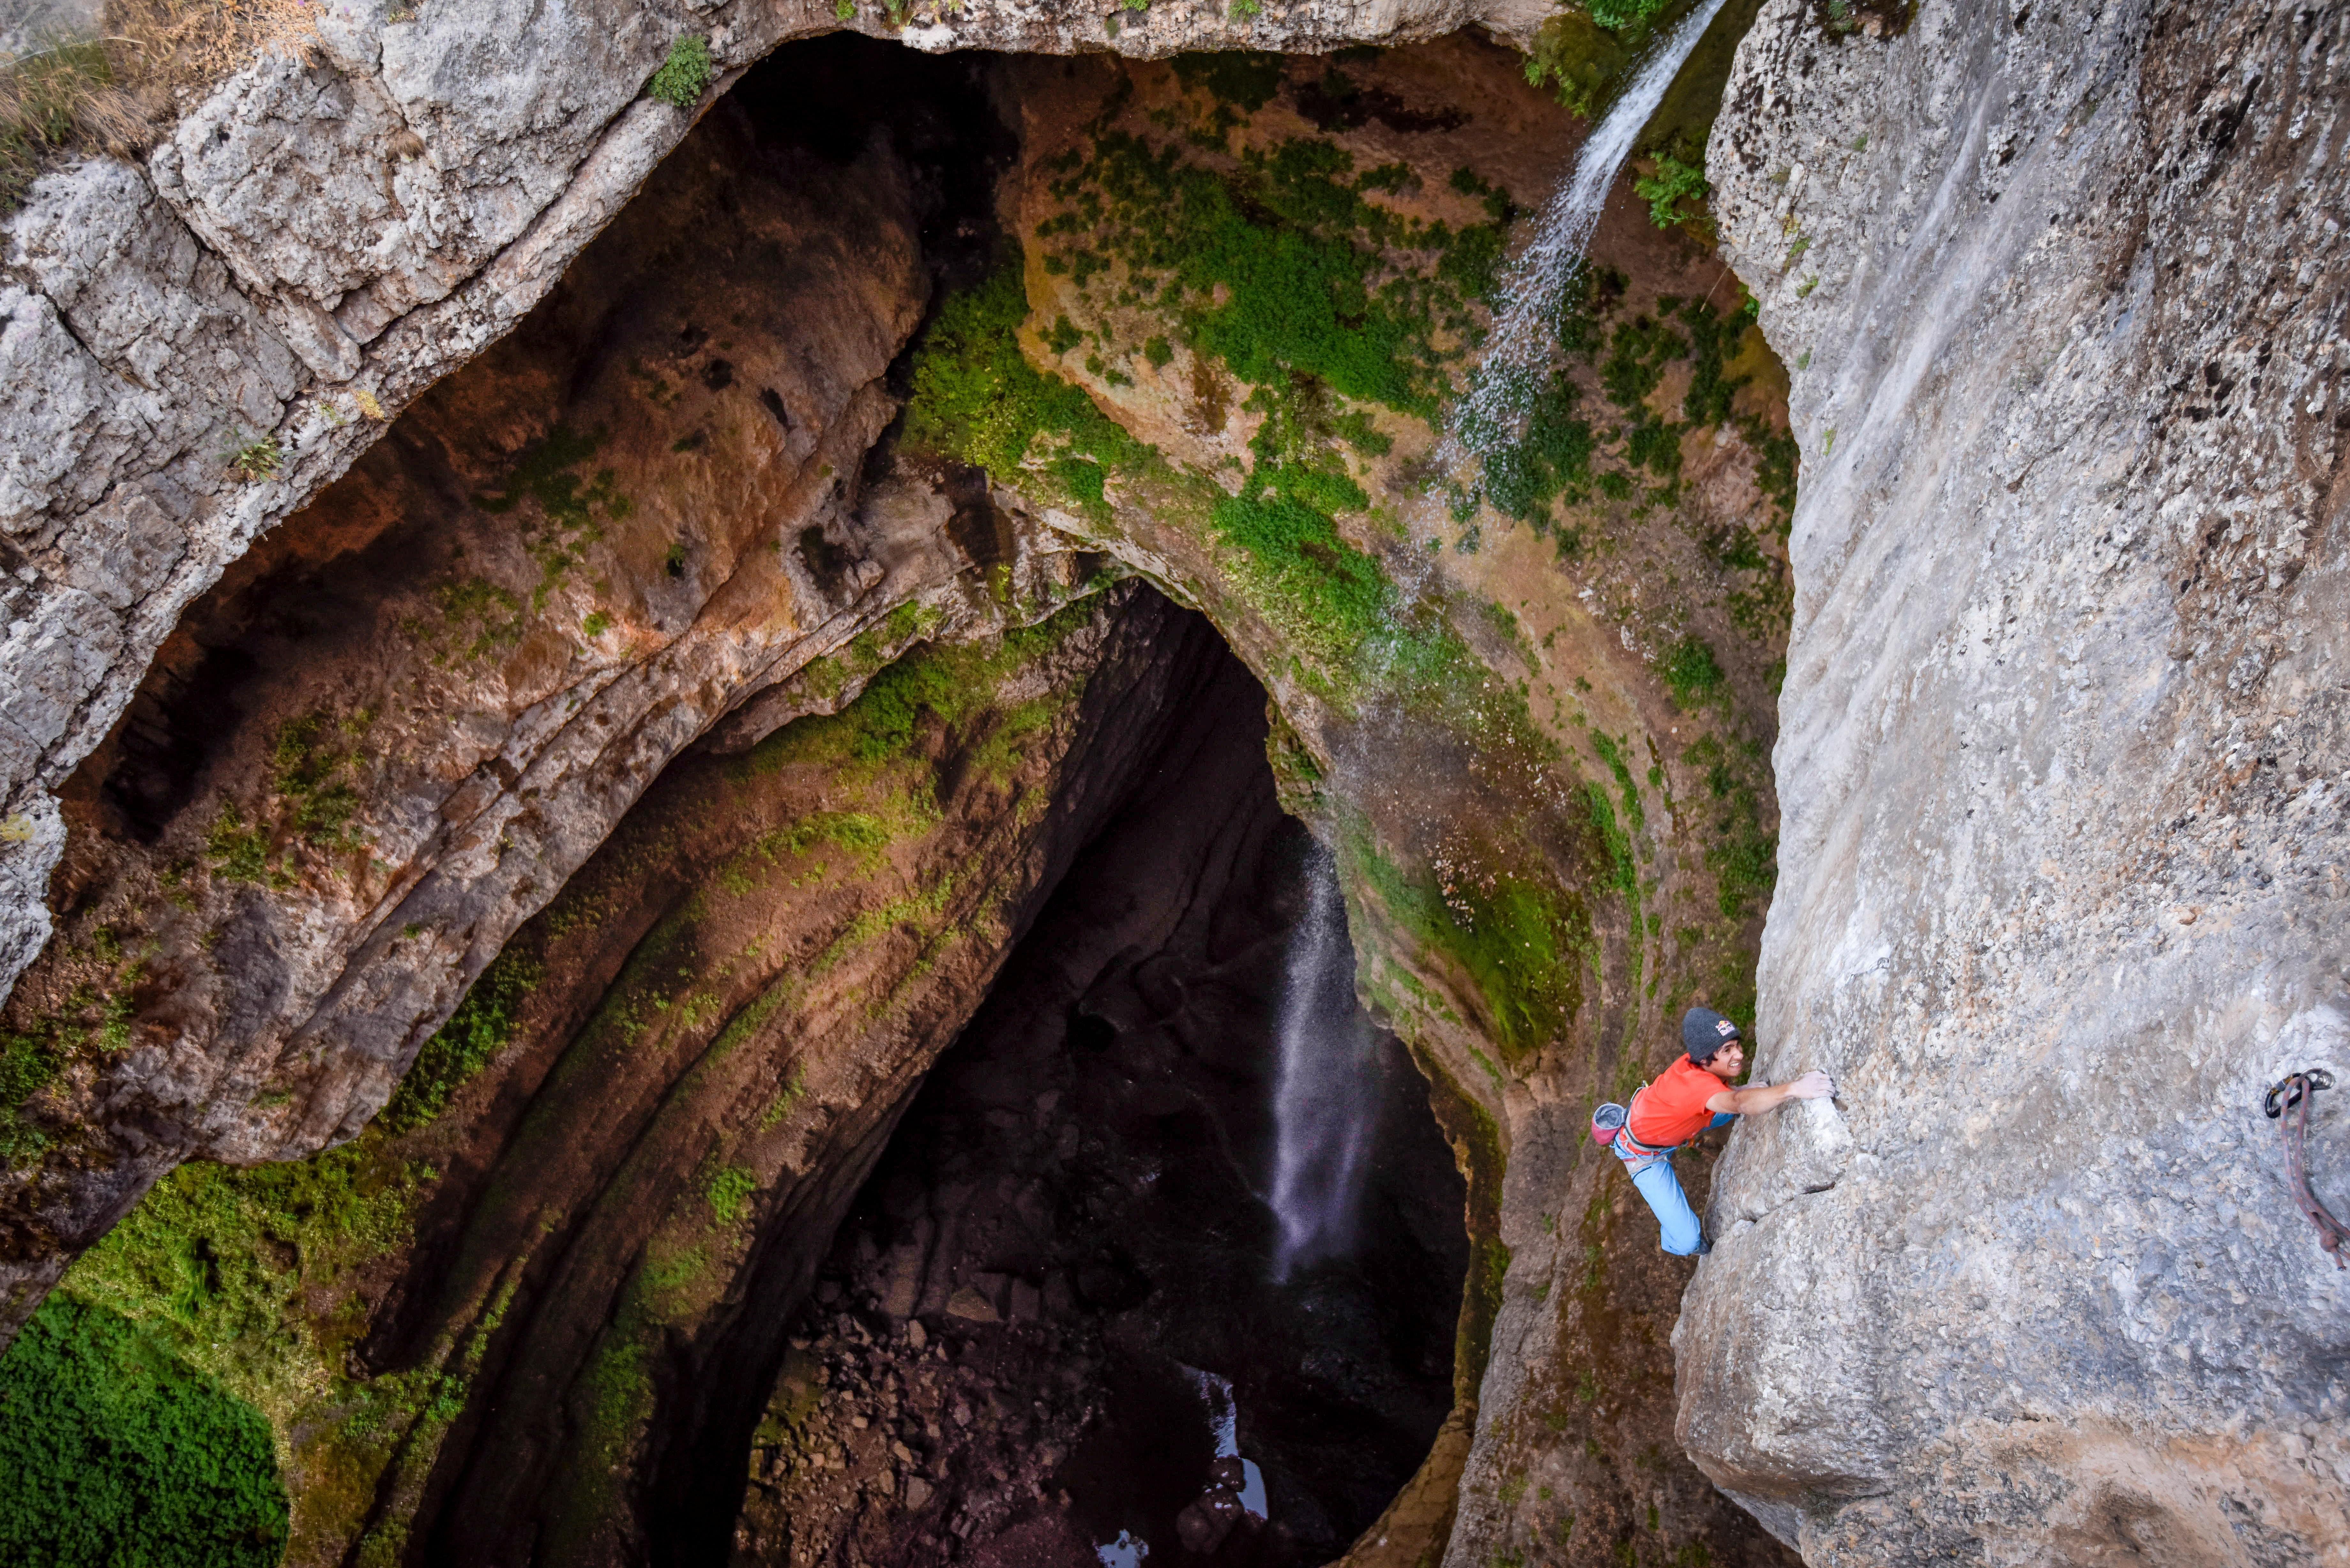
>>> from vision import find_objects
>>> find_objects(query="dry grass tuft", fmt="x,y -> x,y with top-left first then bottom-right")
3,0 -> 323,210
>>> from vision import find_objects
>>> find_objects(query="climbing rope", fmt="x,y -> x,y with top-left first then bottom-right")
2264,1069 -> 2349,1270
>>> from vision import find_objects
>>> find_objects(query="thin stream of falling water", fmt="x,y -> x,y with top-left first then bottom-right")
1267,848 -> 1381,1283
1446,0 -> 1734,463
1334,0 -> 1735,732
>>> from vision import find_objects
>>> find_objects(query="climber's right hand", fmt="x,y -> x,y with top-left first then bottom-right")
1785,1070 -> 1836,1101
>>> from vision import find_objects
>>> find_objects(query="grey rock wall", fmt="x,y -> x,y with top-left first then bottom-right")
1684,0 -> 2350,1559
0,2 -> 101,61
0,3 -> 694,997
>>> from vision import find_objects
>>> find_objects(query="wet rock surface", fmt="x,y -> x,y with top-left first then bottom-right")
734,681 -> 1467,1567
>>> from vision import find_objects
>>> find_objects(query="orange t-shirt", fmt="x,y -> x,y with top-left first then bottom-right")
1626,1055 -> 1730,1149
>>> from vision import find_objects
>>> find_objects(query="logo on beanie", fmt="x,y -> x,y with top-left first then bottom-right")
1716,1019 -> 1737,1037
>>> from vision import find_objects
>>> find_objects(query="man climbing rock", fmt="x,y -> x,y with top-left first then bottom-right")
1592,1007 -> 1834,1256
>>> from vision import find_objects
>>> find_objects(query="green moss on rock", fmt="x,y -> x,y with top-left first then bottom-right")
899,266 -> 1149,523
1350,831 -> 1589,1069
383,946 -> 546,1133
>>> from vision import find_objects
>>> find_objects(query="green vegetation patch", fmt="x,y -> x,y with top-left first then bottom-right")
706,1165 -> 759,1225
1660,634 -> 1726,712
1168,50 -> 1286,111
205,802 -> 276,886
1585,0 -> 1680,26
383,946 -> 546,1132
1,937 -> 146,1165
1467,273 -> 1797,545
427,576 -> 528,666
1466,368 -> 1596,525
47,1098 -> 502,1557
759,1066 -> 810,1132
1349,830 -> 1590,1069
1036,125 -> 1507,416
647,34 -> 715,108
64,1139 -> 422,1426
842,645 -> 990,763
900,265 -> 1149,524
0,1025 -> 61,1165
1684,735 -> 1777,920
1520,6 -> 1642,119
550,1230 -> 724,1549
2,38 -> 119,212
716,799 -> 938,899
201,708 -> 380,889
785,600 -> 947,711
749,595 -> 1100,777
268,711 -> 371,849
1634,151 -> 1708,231
0,1296 -> 288,1568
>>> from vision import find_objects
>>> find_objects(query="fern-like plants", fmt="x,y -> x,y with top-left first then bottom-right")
647,34 -> 715,109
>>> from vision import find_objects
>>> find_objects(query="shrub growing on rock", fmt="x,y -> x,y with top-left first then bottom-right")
648,34 -> 715,109
1635,151 -> 1709,230
0,1297 -> 288,1567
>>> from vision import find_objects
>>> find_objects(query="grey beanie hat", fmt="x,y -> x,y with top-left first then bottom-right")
1682,1006 -> 1741,1063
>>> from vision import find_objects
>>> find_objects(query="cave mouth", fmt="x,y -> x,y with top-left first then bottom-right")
720,622 -> 1471,1568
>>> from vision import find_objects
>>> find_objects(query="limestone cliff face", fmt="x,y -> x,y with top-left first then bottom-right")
0,91 -> 1088,1324
1678,0 -> 2350,1559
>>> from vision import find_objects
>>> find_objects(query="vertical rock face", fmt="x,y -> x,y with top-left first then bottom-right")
1682,0 -> 2350,1558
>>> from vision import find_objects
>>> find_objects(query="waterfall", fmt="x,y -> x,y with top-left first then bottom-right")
1450,0 -> 1734,454
1267,849 -> 1379,1283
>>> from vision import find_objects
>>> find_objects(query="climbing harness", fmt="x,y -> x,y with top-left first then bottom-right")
2263,1068 -> 2349,1270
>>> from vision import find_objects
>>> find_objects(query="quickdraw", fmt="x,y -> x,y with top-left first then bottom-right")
2264,1069 -> 2349,1270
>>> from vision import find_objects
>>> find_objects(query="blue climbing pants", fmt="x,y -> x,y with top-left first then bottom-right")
1626,1113 -> 1734,1256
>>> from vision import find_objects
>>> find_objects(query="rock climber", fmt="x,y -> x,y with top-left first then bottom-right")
1591,1006 -> 1835,1256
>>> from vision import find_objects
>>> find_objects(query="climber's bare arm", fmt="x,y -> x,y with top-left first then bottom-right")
1706,1070 -> 1835,1117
